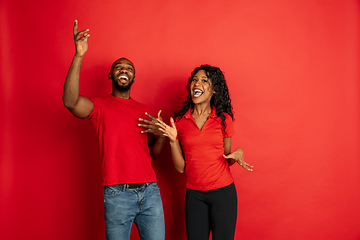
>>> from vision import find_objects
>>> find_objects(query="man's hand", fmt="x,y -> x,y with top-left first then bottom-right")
62,19 -> 94,119
73,20 -> 90,57
138,110 -> 165,137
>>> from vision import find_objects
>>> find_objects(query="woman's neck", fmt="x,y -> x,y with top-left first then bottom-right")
192,103 -> 212,117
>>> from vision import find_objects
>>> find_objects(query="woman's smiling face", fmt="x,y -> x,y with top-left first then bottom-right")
190,69 -> 215,105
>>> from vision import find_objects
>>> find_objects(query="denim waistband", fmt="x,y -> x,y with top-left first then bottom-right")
110,182 -> 154,190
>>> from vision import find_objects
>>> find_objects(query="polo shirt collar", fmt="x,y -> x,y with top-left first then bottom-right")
209,107 -> 217,118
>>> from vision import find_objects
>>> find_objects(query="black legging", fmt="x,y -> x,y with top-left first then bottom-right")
185,183 -> 238,240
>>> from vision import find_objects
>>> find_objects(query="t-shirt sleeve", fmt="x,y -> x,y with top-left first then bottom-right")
87,97 -> 99,121
174,118 -> 180,140
223,113 -> 235,138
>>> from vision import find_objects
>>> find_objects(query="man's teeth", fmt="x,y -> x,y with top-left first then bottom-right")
118,75 -> 129,83
193,89 -> 203,97
119,76 -> 129,80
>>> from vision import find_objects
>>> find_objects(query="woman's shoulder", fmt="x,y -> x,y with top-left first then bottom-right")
215,111 -> 233,122
222,112 -> 231,118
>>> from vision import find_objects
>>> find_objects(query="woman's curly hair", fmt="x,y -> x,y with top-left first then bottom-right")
173,64 -> 234,129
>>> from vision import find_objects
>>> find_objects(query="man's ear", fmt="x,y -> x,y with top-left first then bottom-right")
108,73 -> 112,80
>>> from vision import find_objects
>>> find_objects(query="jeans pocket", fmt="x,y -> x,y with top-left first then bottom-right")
104,186 -> 123,198
149,182 -> 160,190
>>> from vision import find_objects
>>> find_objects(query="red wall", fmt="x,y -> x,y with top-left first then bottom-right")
1,0 -> 359,239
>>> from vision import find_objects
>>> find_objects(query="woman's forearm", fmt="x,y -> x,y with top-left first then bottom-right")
170,140 -> 186,173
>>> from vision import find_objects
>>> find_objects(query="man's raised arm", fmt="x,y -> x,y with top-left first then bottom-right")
63,20 -> 94,119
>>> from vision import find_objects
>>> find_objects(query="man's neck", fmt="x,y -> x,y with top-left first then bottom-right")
111,90 -> 131,99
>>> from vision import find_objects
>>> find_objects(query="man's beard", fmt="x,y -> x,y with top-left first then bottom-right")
114,80 -> 134,92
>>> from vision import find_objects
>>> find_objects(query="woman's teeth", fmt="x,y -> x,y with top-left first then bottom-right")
193,89 -> 203,97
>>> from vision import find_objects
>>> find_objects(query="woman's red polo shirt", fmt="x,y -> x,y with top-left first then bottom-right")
175,108 -> 235,191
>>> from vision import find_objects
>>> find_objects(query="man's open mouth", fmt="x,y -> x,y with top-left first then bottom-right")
118,75 -> 129,83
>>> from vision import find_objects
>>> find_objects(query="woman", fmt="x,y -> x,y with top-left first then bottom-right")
157,64 -> 253,240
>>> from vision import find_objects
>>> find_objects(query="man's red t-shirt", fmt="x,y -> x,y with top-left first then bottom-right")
88,94 -> 157,186
175,108 -> 235,191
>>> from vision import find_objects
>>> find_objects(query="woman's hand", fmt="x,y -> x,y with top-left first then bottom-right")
156,117 -> 178,143
223,148 -> 253,171
156,117 -> 185,173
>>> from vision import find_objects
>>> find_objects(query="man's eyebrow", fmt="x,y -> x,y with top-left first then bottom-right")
115,63 -> 134,67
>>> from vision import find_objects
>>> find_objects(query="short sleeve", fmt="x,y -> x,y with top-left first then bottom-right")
87,97 -> 99,121
222,113 -> 235,138
174,118 -> 180,140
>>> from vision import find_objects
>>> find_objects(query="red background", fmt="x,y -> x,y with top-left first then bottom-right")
1,0 -> 359,239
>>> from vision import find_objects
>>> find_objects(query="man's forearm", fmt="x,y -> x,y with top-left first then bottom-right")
150,136 -> 166,159
63,55 -> 84,108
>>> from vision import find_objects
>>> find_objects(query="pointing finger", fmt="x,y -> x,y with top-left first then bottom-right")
73,19 -> 79,36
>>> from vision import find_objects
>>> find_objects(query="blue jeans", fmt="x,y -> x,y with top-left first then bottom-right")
104,182 -> 165,240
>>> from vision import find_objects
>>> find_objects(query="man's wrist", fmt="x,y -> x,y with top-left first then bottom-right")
74,53 -> 85,59
156,135 -> 166,142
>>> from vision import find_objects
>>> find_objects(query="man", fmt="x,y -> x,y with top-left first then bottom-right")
63,20 -> 166,240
